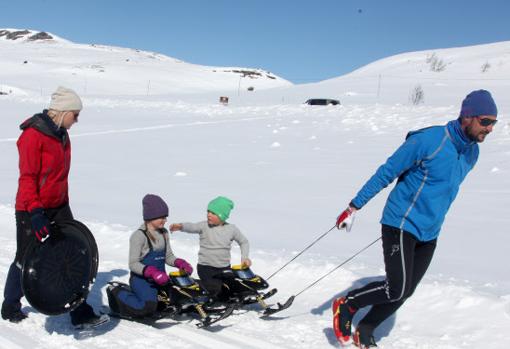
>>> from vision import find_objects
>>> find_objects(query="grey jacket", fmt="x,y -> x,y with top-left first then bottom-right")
129,224 -> 177,276
181,221 -> 249,268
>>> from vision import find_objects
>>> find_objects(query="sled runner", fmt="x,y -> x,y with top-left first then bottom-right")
21,220 -> 98,315
212,265 -> 294,316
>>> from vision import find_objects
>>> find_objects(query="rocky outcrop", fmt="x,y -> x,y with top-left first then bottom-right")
216,68 -> 277,80
28,32 -> 53,41
0,29 -> 30,40
0,29 -> 53,41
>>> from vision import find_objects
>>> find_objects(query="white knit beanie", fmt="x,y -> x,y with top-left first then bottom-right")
49,86 -> 83,111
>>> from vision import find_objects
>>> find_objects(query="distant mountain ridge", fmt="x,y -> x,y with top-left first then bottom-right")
1,28 -> 509,108
0,29 -> 56,42
0,28 -> 291,97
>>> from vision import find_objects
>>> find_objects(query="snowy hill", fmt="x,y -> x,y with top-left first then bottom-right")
0,29 -> 291,98
1,30 -> 509,348
245,41 -> 510,108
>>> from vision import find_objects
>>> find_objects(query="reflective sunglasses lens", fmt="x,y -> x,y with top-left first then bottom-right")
479,118 -> 497,127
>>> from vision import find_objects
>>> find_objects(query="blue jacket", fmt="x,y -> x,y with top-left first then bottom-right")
351,120 -> 478,241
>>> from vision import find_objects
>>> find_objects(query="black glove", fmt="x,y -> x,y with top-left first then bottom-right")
30,208 -> 51,242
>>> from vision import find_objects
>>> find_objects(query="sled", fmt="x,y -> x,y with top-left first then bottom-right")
212,265 -> 295,316
107,271 -> 234,328
21,220 -> 98,315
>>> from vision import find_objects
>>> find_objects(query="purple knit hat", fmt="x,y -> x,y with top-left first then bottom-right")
142,194 -> 169,221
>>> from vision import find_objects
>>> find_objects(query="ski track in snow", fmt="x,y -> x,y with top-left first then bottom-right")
0,115 -> 275,142
70,115 -> 277,138
0,316 -> 58,349
0,327 -> 41,349
92,312 -> 288,349
167,323 -> 286,349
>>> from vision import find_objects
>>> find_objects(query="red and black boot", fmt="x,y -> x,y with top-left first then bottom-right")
353,325 -> 377,348
332,297 -> 357,346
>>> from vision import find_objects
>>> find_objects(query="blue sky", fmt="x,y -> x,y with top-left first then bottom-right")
1,0 -> 509,83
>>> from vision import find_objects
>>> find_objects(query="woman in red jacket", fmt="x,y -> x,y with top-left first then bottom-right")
1,86 -> 101,327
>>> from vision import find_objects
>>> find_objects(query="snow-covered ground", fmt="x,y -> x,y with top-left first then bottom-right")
1,30 -> 509,348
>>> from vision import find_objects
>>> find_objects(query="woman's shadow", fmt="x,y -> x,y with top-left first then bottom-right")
310,276 -> 396,347
44,268 -> 128,339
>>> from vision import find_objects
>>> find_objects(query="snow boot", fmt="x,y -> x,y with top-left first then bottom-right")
70,302 -> 104,329
2,308 -> 28,324
1,304 -> 27,323
106,285 -> 121,315
332,297 -> 357,345
353,325 -> 377,348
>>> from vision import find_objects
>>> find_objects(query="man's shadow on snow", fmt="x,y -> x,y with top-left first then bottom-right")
310,276 -> 396,347
44,268 -> 128,339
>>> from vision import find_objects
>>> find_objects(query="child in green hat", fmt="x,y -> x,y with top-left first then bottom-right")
169,196 -> 251,299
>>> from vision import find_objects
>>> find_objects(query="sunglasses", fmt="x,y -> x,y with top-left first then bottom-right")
477,117 -> 497,127
72,112 -> 79,121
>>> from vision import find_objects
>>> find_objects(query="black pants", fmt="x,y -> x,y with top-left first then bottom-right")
346,225 -> 437,332
2,204 -> 95,321
197,264 -> 233,299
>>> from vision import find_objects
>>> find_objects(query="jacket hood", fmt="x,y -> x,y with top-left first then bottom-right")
20,110 -> 68,145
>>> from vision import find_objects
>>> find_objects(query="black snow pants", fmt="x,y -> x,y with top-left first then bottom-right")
197,264 -> 233,299
346,224 -> 437,332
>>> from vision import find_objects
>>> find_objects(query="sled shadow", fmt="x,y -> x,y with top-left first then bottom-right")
44,269 -> 128,338
202,323 -> 233,332
311,276 -> 396,346
236,303 -> 291,321
171,312 -> 233,332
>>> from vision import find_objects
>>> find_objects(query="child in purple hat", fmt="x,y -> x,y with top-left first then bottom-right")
106,194 -> 193,318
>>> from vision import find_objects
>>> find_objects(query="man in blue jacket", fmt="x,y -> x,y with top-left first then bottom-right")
332,90 -> 498,348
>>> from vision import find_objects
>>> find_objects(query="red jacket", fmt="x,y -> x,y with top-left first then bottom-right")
15,112 -> 71,212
